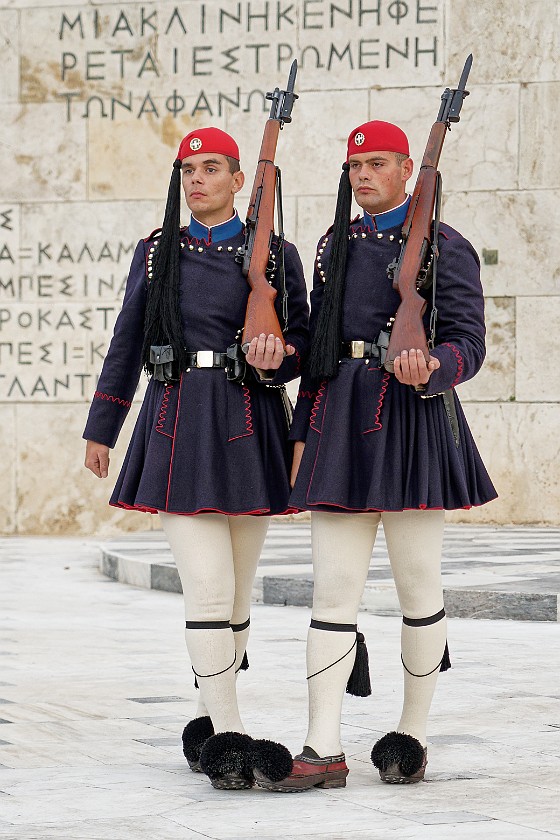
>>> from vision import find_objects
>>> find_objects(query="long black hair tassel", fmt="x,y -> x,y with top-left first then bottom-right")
142,158 -> 188,375
308,163 -> 352,381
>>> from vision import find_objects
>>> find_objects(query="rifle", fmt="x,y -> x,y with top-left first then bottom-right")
237,60 -> 298,352
384,54 -> 473,373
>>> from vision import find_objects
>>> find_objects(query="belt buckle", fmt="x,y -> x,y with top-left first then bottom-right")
196,350 -> 214,368
350,340 -> 365,359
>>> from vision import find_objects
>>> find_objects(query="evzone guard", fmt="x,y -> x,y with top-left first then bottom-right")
84,117 -> 308,790
256,66 -> 497,791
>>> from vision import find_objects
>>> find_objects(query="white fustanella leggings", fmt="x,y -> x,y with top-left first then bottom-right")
159,511 -> 270,735
306,509 -> 446,756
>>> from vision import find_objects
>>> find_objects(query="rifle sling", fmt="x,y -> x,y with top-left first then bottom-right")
431,170 -> 460,448
275,166 -> 289,333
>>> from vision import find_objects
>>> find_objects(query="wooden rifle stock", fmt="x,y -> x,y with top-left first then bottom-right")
240,61 -> 298,352
384,56 -> 472,373
242,121 -> 284,349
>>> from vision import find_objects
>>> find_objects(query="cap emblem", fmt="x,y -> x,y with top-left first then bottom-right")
189,137 -> 202,151
354,132 -> 365,146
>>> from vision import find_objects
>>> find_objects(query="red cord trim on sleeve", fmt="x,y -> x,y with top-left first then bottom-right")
293,346 -> 301,375
363,371 -> 390,434
94,391 -> 132,408
228,385 -> 254,441
298,390 -> 316,400
309,380 -> 327,433
442,342 -> 464,387
155,385 -> 174,437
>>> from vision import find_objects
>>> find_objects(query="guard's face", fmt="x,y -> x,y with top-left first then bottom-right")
181,153 -> 244,221
348,151 -> 413,216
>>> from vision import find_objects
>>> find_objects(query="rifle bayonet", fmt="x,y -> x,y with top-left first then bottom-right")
265,60 -> 299,126
438,54 -> 473,126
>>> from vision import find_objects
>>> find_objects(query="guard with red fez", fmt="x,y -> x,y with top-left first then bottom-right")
254,120 -> 497,792
83,127 -> 308,790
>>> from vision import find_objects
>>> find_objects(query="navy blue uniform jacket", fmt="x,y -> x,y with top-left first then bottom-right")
84,217 -> 309,515
289,207 -> 497,513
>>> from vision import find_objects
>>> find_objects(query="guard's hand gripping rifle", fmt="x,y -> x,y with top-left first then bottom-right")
384,55 -> 473,373
237,60 -> 298,352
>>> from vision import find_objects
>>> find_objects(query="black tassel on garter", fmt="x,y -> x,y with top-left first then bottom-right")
346,632 -> 372,697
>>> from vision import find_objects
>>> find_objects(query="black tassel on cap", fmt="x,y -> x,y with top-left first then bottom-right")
142,158 -> 188,376
346,631 -> 371,697
309,162 -> 353,381
440,640 -> 451,672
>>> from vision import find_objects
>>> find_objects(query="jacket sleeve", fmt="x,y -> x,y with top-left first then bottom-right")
419,232 -> 486,397
83,239 -> 148,448
288,243 -> 325,441
250,240 -> 310,386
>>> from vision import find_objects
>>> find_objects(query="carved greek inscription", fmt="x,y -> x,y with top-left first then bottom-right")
46,0 -> 442,121
0,209 -> 136,402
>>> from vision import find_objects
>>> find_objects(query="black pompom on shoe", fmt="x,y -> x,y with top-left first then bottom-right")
371,731 -> 427,783
251,738 -> 293,784
182,716 -> 214,772
199,732 -> 255,790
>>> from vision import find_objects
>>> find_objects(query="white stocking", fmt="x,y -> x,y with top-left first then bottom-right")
305,512 -> 379,757
159,512 -> 270,734
382,510 -> 446,747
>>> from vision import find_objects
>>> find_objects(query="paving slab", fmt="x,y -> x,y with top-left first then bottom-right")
99,522 -> 560,621
0,536 -> 560,838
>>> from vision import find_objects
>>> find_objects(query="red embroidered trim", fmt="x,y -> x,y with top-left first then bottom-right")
442,343 -> 464,387
298,501 -> 459,512
293,346 -> 301,375
363,371 -> 390,434
179,229 -> 211,247
298,390 -> 316,400
309,380 -> 327,432
155,385 -> 173,436
94,391 -> 131,408
228,386 -> 254,441
110,501 -> 298,516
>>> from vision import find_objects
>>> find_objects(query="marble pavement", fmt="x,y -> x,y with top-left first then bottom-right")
0,530 -> 559,839
101,522 -> 560,622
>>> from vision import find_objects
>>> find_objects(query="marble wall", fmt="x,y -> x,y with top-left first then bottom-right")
0,0 -> 558,533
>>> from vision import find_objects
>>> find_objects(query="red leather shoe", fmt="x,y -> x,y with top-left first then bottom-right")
254,746 -> 349,792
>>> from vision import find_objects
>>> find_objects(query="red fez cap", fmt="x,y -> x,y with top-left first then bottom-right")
346,120 -> 409,161
177,127 -> 240,162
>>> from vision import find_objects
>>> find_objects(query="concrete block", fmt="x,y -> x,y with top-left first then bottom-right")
0,11 -> 18,104
448,403 -> 560,525
0,103 -> 87,203
446,0 -> 559,84
0,406 -> 16,533
456,297 -> 515,403
520,82 -> 560,189
516,297 -> 560,402
443,189 -> 560,298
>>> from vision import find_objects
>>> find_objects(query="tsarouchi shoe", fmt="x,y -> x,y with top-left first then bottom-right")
371,731 -> 427,783
199,732 -> 293,791
254,746 -> 349,792
181,716 -> 214,772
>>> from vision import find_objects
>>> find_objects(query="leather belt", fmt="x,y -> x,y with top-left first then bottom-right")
341,340 -> 380,360
185,350 -> 228,368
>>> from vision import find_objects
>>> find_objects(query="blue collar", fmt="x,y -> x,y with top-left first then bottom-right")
364,196 -> 410,232
188,211 -> 243,243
